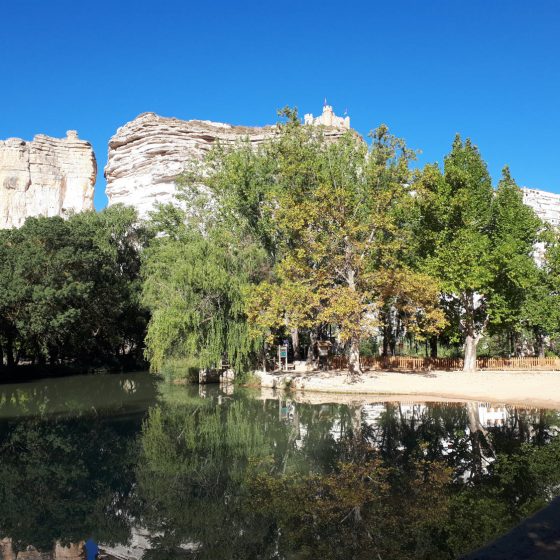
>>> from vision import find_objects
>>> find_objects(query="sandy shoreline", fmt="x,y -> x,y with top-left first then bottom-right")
256,369 -> 560,409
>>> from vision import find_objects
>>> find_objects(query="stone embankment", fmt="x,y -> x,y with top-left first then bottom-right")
0,131 -> 96,229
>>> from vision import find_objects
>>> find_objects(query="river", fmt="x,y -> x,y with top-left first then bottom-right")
0,372 -> 559,559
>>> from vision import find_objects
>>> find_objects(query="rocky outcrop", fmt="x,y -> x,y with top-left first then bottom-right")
522,187 -> 560,226
0,131 -> 96,229
104,112 -> 348,216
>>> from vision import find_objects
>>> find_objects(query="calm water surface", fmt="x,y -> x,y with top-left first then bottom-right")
0,372 -> 559,559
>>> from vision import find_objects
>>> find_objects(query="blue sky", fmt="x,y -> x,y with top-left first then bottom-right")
2,0 -> 560,209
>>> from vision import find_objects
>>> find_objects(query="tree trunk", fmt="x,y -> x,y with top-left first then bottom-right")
291,328 -> 300,361
382,324 -> 390,357
345,266 -> 362,378
430,336 -> 438,358
463,291 -> 481,372
535,329 -> 545,358
463,334 -> 477,371
6,335 -> 14,369
348,336 -> 362,377
466,402 -> 492,481
307,329 -> 317,367
350,404 -> 363,440
391,316 -> 401,356
262,342 -> 267,372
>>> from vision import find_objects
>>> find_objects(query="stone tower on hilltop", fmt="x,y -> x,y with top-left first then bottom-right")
304,101 -> 350,129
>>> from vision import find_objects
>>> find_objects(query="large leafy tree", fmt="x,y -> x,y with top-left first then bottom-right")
417,137 -> 496,370
523,233 -> 560,355
143,112 -> 444,378
142,203 -> 267,375
0,206 -> 148,370
201,112 -> 444,376
487,167 -> 542,352
416,139 -> 546,368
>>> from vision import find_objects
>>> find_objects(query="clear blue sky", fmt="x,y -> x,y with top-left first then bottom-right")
2,0 -> 559,210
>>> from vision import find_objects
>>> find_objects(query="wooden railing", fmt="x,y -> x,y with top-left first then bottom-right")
329,355 -> 560,371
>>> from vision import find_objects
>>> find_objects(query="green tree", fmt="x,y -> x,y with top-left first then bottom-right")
0,228 -> 22,367
419,136 -> 495,370
142,203 -> 266,376
234,114 -> 444,375
487,167 -> 542,353
0,206 -> 148,370
522,233 -> 560,355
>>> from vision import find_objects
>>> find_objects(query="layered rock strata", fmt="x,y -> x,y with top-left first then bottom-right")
522,187 -> 560,227
0,131 -> 96,229
105,112 -> 348,216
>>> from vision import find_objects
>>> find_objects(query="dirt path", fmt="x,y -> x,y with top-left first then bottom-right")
256,369 -> 560,408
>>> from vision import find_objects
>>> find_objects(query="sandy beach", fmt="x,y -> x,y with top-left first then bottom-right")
256,369 -> 560,408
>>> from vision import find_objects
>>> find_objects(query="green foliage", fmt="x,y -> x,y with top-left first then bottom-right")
195,114 -> 445,374
142,110 -> 560,372
414,138 -> 545,365
423,136 -> 495,295
0,206 -> 149,370
142,205 -> 267,377
488,167 -> 542,333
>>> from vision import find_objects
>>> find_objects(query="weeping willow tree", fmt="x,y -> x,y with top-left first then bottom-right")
142,205 -> 266,376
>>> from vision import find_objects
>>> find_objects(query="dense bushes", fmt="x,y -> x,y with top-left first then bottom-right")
0,206 -> 150,371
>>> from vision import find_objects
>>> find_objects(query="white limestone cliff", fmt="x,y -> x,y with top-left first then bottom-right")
0,131 -> 96,229
104,112 -> 348,216
522,187 -> 560,227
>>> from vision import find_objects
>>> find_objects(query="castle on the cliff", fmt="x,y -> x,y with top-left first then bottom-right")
304,102 -> 350,129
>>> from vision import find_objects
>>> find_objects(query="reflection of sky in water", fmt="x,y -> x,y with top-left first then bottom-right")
0,373 -> 558,559
0,372 -> 158,419
84,538 -> 98,560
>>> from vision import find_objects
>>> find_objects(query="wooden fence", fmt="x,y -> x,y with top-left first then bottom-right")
329,355 -> 560,371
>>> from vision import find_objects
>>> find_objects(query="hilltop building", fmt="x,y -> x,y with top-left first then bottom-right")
304,103 -> 350,129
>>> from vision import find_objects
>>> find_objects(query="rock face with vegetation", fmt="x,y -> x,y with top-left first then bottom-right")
104,112 -> 347,216
0,131 -> 96,229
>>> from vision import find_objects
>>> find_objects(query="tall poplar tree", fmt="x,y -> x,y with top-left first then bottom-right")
488,167 -> 542,353
421,136 -> 495,370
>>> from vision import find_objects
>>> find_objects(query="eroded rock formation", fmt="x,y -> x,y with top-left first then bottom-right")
0,131 -> 96,229
104,111 -> 348,216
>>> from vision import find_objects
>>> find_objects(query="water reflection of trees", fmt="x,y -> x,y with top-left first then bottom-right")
135,394 -> 560,559
0,373 -> 159,555
1,384 -> 560,559
0,414 -> 140,551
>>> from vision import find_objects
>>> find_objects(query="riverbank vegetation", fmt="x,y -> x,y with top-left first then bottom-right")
0,206 -> 150,373
3,110 -> 560,378
142,109 -> 560,377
